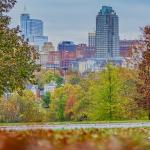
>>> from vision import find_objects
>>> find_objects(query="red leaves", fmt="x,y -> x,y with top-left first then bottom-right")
65,96 -> 75,112
136,27 -> 150,114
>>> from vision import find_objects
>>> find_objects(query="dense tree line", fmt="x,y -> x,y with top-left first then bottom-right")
0,65 -> 147,123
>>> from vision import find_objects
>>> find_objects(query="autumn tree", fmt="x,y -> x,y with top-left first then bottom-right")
0,0 -> 39,96
71,75 -> 95,121
136,26 -> 150,120
0,90 -> 49,122
35,69 -> 63,89
42,92 -> 51,108
50,86 -> 66,121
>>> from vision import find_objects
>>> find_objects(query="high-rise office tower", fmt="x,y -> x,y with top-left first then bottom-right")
20,13 -> 48,49
20,13 -> 30,38
95,6 -> 120,58
88,32 -> 96,50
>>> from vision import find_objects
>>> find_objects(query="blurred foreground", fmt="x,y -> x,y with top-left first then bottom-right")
0,128 -> 150,150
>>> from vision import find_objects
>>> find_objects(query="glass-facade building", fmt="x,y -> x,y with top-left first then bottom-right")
27,19 -> 43,37
20,14 -> 30,38
20,14 -> 48,49
95,6 -> 120,58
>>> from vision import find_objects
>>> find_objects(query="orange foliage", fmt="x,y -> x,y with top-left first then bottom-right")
0,128 -> 149,150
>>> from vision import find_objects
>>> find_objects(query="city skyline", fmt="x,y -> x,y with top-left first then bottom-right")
9,0 -> 150,46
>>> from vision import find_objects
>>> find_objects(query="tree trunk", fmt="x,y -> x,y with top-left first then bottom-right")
148,112 -> 150,120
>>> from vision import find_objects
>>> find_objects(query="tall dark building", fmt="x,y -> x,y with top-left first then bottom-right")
95,6 -> 120,58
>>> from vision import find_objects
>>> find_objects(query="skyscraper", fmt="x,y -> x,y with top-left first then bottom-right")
95,6 -> 120,58
20,13 -> 48,49
88,32 -> 96,50
20,13 -> 30,38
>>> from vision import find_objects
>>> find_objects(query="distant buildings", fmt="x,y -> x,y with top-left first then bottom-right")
26,82 -> 57,98
60,50 -> 75,68
42,42 -> 55,52
88,32 -> 96,51
58,41 -> 76,52
95,6 -> 120,58
121,40 -> 142,69
76,44 -> 95,58
44,83 -> 57,93
120,40 -> 139,57
38,41 -> 96,73
48,51 -> 60,68
39,51 -> 49,66
71,59 -> 96,74
55,41 -> 94,69
20,13 -> 48,49
39,42 -> 55,66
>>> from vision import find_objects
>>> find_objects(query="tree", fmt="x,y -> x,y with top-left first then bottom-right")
53,75 -> 64,87
87,63 -> 142,121
49,86 -> 66,121
42,92 -> 51,108
50,84 -> 81,121
117,67 -> 146,120
69,76 -> 81,85
136,26 -> 150,119
57,95 -> 66,121
0,0 -> 16,14
0,90 -> 49,122
70,73 -> 98,121
36,70 -> 63,88
0,0 -> 39,96
93,63 -> 123,120
0,98 -> 19,122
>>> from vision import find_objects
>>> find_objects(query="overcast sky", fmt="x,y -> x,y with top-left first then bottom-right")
9,0 -> 150,47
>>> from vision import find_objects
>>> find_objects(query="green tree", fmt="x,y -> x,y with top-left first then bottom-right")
57,95 -> 66,121
38,70 -> 54,86
36,70 -> 63,88
0,0 -> 39,96
42,92 -> 51,108
50,87 -> 66,121
69,76 -> 81,85
53,75 -> 64,87
88,64 -> 130,120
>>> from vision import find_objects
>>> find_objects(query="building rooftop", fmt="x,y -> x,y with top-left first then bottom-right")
100,6 -> 115,15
